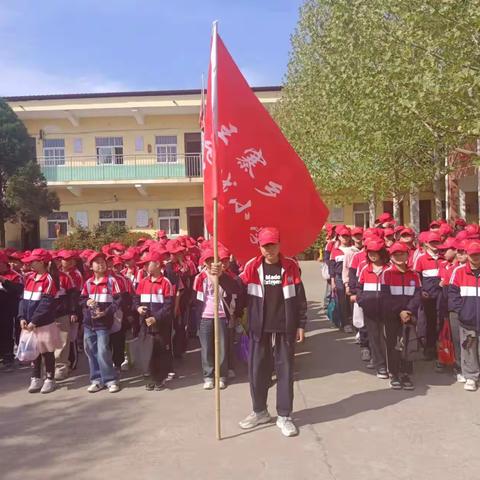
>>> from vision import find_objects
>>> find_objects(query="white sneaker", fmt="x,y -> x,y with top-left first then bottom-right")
354,332 -> 361,344
457,373 -> 467,383
228,369 -> 236,379
167,372 -> 176,380
360,348 -> 371,362
464,379 -> 477,391
203,379 -> 214,390
276,416 -> 299,437
40,378 -> 56,394
239,410 -> 272,429
120,358 -> 129,371
108,383 -> 120,393
219,379 -> 227,390
344,325 -> 354,334
28,377 -> 43,393
87,383 -> 105,393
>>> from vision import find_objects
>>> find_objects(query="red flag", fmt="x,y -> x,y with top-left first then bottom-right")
203,32 -> 329,263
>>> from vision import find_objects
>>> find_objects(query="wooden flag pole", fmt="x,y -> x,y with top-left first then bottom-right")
211,20 -> 221,441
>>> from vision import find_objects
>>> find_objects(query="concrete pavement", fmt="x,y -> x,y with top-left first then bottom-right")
1,261 -> 480,480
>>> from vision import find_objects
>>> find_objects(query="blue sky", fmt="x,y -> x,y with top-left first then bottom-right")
0,0 -> 303,96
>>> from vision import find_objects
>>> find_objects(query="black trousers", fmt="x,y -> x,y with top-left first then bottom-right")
422,297 -> 438,353
110,330 -> 126,369
0,312 -> 15,362
150,332 -> 173,384
249,332 -> 296,417
33,352 -> 55,379
364,315 -> 386,370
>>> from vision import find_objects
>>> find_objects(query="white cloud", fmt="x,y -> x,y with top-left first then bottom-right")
0,61 -> 130,96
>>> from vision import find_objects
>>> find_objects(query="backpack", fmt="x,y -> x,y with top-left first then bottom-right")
437,318 -> 456,366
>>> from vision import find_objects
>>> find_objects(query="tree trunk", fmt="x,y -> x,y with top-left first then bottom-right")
368,193 -> 376,227
392,192 -> 401,225
433,172 -> 444,220
409,185 -> 420,233
0,217 -> 5,248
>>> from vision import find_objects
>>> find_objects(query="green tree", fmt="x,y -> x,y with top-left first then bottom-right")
0,98 -> 60,247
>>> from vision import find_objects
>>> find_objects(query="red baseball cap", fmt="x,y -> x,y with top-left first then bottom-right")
437,237 -> 457,250
336,226 -> 351,237
389,242 -> 409,255
467,241 -> 480,255
22,248 -> 52,264
258,227 -> 280,246
8,250 -> 24,260
425,231 -> 442,243
138,250 -> 168,265
200,248 -> 215,265
439,223 -> 453,236
351,227 -> 364,237
454,239 -> 466,251
121,247 -> 139,261
430,220 -> 441,229
400,227 -> 414,237
394,225 -> 405,235
455,218 -> 467,227
57,249 -> 78,260
166,239 -> 186,254
384,228 -> 395,237
156,230 -> 168,239
112,256 -> 124,267
366,239 -> 386,252
376,212 -> 394,224
87,251 -> 106,266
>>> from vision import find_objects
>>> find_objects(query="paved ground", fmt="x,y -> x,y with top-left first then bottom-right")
1,261 -> 480,480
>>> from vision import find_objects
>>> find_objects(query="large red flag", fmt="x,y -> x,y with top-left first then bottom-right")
203,32 -> 329,263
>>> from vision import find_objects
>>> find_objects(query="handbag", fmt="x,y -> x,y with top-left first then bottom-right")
326,293 -> 341,328
16,330 -> 39,363
437,318 -> 456,366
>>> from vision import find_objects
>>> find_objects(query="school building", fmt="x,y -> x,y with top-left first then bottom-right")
4,87 -> 479,249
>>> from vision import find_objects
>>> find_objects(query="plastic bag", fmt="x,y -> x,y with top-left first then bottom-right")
326,294 -> 341,328
16,330 -> 39,363
437,318 -> 456,366
352,303 -> 364,328
321,262 -> 331,281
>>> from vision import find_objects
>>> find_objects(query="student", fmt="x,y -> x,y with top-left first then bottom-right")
193,246 -> 240,390
0,251 -> 23,372
413,231 -> 443,360
238,227 -> 307,438
134,250 -> 174,391
357,239 -> 390,379
18,249 -> 61,394
449,241 -> 480,391
329,225 -> 354,332
382,243 -> 422,389
80,252 -> 122,393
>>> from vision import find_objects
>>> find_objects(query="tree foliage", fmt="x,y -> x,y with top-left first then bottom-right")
275,0 -> 480,204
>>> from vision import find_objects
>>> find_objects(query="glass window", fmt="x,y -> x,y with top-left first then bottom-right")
156,135 -> 177,163
43,139 -> 65,166
95,137 -> 123,165
47,211 -> 68,239
99,210 -> 127,227
158,208 -> 180,235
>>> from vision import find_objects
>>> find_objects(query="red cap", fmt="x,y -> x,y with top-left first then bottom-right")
57,249 -> 78,260
258,227 -> 280,246
351,227 -> 364,237
430,220 -> 441,229
0,251 -> 9,264
455,218 -> 467,227
437,237 -> 457,250
166,239 -> 186,254
22,248 -> 52,264
439,223 -> 453,236
454,239 -> 466,251
365,239 -> 386,252
389,242 -> 409,255
394,225 -> 405,234
87,251 -> 105,266
156,230 -> 168,239
425,231 -> 442,243
200,248 -> 215,265
400,227 -> 414,237
121,247 -> 139,261
139,249 -> 169,265
112,256 -> 124,267
465,224 -> 480,236
197,236 -> 205,243
467,241 -> 480,255
9,250 -> 24,260
136,237 -> 149,246
384,228 -> 395,237
219,247 -> 230,260
376,212 -> 394,224
336,225 -> 351,237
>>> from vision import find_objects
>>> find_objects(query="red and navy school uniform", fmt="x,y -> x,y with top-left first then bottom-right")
357,263 -> 389,320
134,274 -> 174,383
18,272 -> 58,326
328,245 -> 348,286
438,259 -> 457,320
349,250 -> 367,295
55,272 -> 75,318
80,275 -> 122,330
134,267 -> 148,289
381,264 -> 422,317
449,263 -> 480,331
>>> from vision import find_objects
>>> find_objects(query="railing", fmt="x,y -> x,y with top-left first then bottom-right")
38,153 -> 203,183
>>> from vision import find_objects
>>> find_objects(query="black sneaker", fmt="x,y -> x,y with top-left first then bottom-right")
145,383 -> 155,391
390,376 -> 402,389
401,375 -> 415,390
376,368 -> 389,379
154,382 -> 165,391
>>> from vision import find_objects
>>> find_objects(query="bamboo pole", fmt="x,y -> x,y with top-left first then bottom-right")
213,198 -> 221,440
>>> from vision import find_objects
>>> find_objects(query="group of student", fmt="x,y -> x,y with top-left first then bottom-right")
324,213 -> 480,392
0,227 -> 308,437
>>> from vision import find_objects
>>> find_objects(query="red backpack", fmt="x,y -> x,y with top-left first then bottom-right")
437,320 -> 456,366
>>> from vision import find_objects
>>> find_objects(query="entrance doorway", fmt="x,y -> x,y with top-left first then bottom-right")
187,207 -> 204,239
184,133 -> 202,177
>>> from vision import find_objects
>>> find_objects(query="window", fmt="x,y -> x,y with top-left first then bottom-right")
156,135 -> 177,163
353,202 -> 369,228
99,210 -> 127,227
96,137 -> 123,165
158,209 -> 180,236
43,139 -> 65,166
329,206 -> 344,223
47,212 -> 68,239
